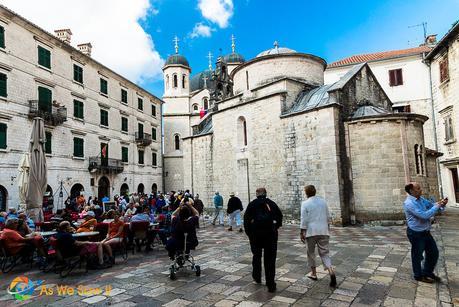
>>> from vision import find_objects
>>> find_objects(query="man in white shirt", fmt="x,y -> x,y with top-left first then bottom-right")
300,185 -> 336,287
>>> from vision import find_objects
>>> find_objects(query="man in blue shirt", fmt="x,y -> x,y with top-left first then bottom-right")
403,182 -> 447,283
211,191 -> 224,226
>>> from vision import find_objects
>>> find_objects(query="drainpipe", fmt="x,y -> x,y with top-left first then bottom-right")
425,57 -> 444,197
160,101 -> 165,193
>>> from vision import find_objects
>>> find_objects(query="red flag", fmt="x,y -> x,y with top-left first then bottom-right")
101,145 -> 107,158
199,108 -> 207,119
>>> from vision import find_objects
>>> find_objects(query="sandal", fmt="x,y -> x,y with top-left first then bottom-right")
307,273 -> 318,281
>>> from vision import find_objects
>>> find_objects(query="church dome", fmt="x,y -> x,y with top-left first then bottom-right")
256,41 -> 296,57
190,70 -> 213,92
165,54 -> 190,67
223,52 -> 245,63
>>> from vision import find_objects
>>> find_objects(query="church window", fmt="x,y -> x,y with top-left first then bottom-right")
414,144 -> 420,175
414,144 -> 425,176
173,74 -> 178,88
174,134 -> 180,150
166,75 -> 170,88
237,116 -> 248,147
245,71 -> 249,90
192,104 -> 199,111
203,98 -> 209,110
389,69 -> 403,87
182,74 -> 186,89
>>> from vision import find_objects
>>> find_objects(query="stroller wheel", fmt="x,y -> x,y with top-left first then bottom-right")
195,265 -> 201,277
169,266 -> 177,280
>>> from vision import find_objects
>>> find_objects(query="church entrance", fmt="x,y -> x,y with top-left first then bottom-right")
237,159 -> 250,206
98,176 -> 110,200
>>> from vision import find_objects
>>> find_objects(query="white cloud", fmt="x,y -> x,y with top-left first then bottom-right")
198,0 -> 234,28
0,0 -> 164,84
190,22 -> 214,38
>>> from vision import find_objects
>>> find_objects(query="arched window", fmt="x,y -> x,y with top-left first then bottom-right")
173,74 -> 178,88
414,144 -> 425,175
237,116 -> 248,147
414,144 -> 420,175
192,104 -> 199,112
166,75 -> 169,88
203,98 -> 209,110
174,134 -> 180,150
182,74 -> 186,89
419,145 -> 424,175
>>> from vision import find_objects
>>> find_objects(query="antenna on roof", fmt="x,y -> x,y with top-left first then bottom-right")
409,22 -> 427,40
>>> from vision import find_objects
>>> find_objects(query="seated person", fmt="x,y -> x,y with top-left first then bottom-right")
76,211 -> 97,233
0,218 -> 46,264
56,221 -> 106,269
100,209 -> 116,221
101,212 -> 124,264
0,212 -> 7,229
130,206 -> 153,251
79,206 -> 90,219
124,203 -> 137,219
166,201 -> 199,260
7,207 -> 18,219
17,213 -> 33,237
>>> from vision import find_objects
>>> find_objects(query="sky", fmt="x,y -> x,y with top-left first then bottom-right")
1,0 -> 459,97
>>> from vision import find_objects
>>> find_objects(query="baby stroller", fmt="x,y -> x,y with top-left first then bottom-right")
168,233 -> 200,280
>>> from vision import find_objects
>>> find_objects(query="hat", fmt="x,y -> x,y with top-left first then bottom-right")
230,192 -> 235,196
85,211 -> 95,217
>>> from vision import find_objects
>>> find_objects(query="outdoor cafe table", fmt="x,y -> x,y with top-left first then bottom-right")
26,231 -> 57,238
72,231 -> 99,239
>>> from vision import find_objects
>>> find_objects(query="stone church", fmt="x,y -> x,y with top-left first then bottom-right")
162,40 -> 440,225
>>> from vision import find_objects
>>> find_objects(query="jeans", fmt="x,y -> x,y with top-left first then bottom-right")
406,228 -> 439,279
212,207 -> 224,225
228,210 -> 242,228
249,234 -> 278,287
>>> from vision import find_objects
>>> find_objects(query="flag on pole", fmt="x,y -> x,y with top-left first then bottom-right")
101,144 -> 107,158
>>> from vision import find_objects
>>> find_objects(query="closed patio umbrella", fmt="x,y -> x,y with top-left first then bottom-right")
17,152 -> 30,211
26,117 -> 47,222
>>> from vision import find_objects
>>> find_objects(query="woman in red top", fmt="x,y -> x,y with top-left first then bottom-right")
101,212 -> 124,264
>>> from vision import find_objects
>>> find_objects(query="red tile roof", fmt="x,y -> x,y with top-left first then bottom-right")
328,46 -> 432,68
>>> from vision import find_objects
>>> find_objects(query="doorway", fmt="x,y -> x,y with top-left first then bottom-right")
137,183 -> 145,194
98,176 -> 110,200
70,183 -> 84,199
0,185 -> 7,211
450,168 -> 459,203
120,183 -> 129,197
152,183 -> 158,194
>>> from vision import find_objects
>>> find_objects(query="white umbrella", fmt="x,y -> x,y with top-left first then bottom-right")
17,152 -> 30,211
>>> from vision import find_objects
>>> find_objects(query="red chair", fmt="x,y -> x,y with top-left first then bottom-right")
129,221 -> 150,253
0,238 -> 34,273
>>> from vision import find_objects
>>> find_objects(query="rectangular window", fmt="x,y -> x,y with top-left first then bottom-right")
152,127 -> 157,141
73,64 -> 83,83
138,150 -> 144,165
45,131 -> 52,154
0,26 -> 5,49
73,137 -> 84,157
121,146 -> 128,163
73,100 -> 84,119
100,109 -> 109,126
151,104 -> 156,117
38,46 -> 51,69
0,122 -> 6,149
138,98 -> 143,111
152,152 -> 157,166
38,86 -> 52,113
445,115 -> 455,142
440,57 -> 449,83
389,69 -> 403,86
121,117 -> 128,132
0,73 -> 7,97
138,122 -> 144,137
121,89 -> 127,103
100,78 -> 108,95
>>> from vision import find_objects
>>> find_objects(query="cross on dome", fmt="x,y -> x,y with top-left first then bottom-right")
207,51 -> 213,71
173,36 -> 179,54
231,34 -> 236,53
273,40 -> 279,49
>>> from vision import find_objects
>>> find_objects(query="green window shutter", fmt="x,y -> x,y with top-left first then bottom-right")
38,46 -> 51,69
152,152 -> 157,166
0,73 -> 7,97
138,150 -> 144,164
45,131 -> 52,154
152,128 -> 156,141
73,137 -> 84,157
100,109 -> 108,126
138,98 -> 143,110
122,147 -> 128,163
121,117 -> 128,132
121,89 -> 127,103
73,65 -> 83,83
73,100 -> 84,119
100,79 -> 108,94
151,104 -> 156,117
0,26 -> 5,49
38,86 -> 52,113
0,123 -> 7,149
138,123 -> 143,137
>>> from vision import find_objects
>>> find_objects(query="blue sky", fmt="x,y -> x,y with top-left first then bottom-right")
144,0 -> 459,97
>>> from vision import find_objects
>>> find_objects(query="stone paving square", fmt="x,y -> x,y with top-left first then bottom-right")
0,209 -> 458,306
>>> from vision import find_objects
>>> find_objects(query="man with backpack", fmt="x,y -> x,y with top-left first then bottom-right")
244,187 -> 283,293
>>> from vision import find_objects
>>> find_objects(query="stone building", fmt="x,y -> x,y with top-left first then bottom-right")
425,21 -> 459,205
0,5 -> 163,211
164,42 -> 440,224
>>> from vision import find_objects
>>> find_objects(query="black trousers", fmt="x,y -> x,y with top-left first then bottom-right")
249,233 -> 277,287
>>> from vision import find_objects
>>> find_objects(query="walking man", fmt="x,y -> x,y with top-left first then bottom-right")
300,185 -> 336,287
212,191 -> 224,226
404,182 -> 447,283
227,192 -> 243,232
244,188 -> 283,292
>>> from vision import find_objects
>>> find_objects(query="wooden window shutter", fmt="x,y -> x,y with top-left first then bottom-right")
397,69 -> 403,85
0,26 -> 5,49
389,70 -> 395,86
0,123 -> 6,149
0,73 -> 7,97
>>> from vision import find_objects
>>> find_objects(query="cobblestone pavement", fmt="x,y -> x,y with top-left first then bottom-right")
0,209 -> 458,306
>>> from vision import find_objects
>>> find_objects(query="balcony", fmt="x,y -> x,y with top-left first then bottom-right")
88,157 -> 124,174
28,100 -> 67,126
135,132 -> 152,147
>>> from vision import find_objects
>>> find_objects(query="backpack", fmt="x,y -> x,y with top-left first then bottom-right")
252,203 -> 276,234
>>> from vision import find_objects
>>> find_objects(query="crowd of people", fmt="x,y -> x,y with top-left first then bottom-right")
0,181 -> 448,293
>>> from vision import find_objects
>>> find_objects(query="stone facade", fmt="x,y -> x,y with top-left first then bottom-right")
0,6 -> 162,211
